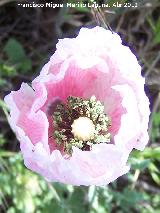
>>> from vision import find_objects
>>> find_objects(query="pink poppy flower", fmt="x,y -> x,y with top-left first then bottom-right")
4,26 -> 150,186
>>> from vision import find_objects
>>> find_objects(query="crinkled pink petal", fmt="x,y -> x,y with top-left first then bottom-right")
20,133 -> 129,185
4,26 -> 150,186
4,83 -> 49,151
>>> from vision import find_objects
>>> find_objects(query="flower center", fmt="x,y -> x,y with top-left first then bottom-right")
71,117 -> 95,141
52,96 -> 111,155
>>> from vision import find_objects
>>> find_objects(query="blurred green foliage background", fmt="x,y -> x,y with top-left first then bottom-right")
0,0 -> 160,212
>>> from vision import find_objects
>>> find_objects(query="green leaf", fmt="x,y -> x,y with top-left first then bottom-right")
148,162 -> 159,173
0,78 -> 7,87
0,134 -> 6,147
129,157 -> 151,170
150,172 -> 160,185
0,99 -> 9,117
15,58 -> 32,73
4,38 -> 26,63
111,188 -> 147,212
151,112 -> 160,126
131,147 -> 160,160
143,147 -> 160,159
148,16 -> 160,44
151,112 -> 160,142
3,39 -> 32,73
153,17 -> 160,44
0,63 -> 17,76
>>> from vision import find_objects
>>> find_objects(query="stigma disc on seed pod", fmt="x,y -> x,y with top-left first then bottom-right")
71,117 -> 95,141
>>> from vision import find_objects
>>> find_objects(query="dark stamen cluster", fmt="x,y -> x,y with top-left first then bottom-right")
52,96 -> 111,155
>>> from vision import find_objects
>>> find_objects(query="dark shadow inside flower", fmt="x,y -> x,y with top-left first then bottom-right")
46,97 -> 63,116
